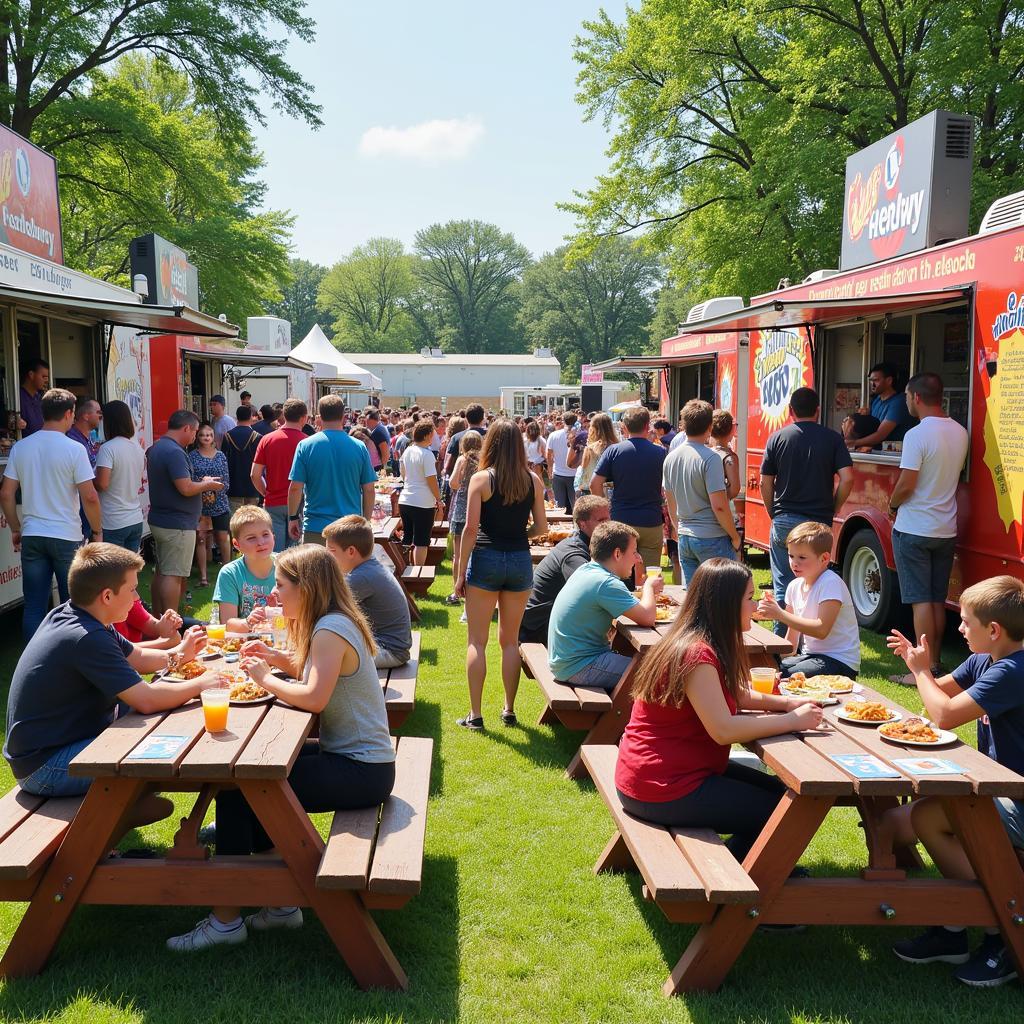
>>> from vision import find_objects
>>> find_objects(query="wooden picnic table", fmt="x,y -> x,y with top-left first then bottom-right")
585,679 -> 1024,995
0,683 -> 429,989
374,517 -> 423,621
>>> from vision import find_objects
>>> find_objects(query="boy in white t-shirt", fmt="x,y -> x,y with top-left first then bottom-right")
757,521 -> 861,679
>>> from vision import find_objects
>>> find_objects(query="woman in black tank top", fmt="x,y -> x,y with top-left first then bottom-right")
455,419 -> 548,730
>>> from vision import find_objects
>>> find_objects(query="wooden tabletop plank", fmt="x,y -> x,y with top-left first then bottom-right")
746,621 -> 793,654
745,733 -> 853,796
0,788 -> 44,845
799,727 -> 914,796
178,703 -> 272,779
374,517 -> 401,541
119,704 -> 208,778
233,704 -> 314,779
69,711 -> 167,777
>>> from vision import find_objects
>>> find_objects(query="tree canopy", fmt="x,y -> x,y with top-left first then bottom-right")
265,258 -> 332,342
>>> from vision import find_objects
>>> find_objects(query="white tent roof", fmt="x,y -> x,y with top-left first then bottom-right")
290,325 -> 382,389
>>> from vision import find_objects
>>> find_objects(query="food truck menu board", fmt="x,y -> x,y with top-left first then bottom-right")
0,125 -> 61,263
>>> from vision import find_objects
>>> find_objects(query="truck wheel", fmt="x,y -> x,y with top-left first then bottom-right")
841,528 -> 899,632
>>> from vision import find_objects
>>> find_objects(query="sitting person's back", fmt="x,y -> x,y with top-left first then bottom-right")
547,521 -> 661,691
324,514 -> 412,668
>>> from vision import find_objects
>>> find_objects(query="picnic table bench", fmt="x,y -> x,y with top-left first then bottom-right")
0,700 -> 433,990
582,679 -> 1024,995
374,517 -> 436,619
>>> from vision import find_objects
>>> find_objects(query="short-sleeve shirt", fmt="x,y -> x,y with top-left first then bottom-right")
95,436 -> 145,529
870,391 -> 914,443
211,413 -> 236,448
446,426 -> 486,464
188,448 -> 230,517
66,425 -> 98,468
213,555 -> 276,619
784,568 -> 861,672
19,387 -> 43,436
399,444 -> 438,508
663,439 -> 728,538
4,602 -> 140,778
368,423 -> 391,469
147,435 -> 201,530
253,427 -> 306,507
951,650 -> 1024,777
520,531 -> 591,638
895,416 -> 969,538
593,437 -> 667,528
289,429 -> 376,533
760,422 -> 852,523
222,425 -> 260,498
347,556 -> 412,662
546,428 -> 573,477
4,430 -> 94,541
548,560 -> 638,679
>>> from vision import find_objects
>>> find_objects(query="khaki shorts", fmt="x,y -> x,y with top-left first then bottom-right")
151,525 -> 197,578
301,530 -> 325,547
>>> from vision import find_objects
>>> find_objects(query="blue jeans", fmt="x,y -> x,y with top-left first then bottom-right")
21,535 -> 80,641
769,513 -> 820,636
19,736 -> 96,797
465,547 -> 534,593
104,522 -> 143,553
678,533 -> 736,587
781,653 -> 858,680
267,505 -> 294,553
566,650 -> 633,691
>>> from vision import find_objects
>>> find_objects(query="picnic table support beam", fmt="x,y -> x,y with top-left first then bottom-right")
564,660 -> 638,781
167,783 -> 217,861
0,777 -> 144,979
594,831 -> 636,874
240,778 -> 408,991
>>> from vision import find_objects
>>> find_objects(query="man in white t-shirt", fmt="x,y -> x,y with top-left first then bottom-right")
546,412 -> 578,514
0,388 -> 101,641
888,372 -> 969,683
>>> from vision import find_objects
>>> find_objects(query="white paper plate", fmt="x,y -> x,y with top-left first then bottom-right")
230,693 -> 276,707
835,707 -> 902,725
878,725 -> 958,747
779,684 -> 839,706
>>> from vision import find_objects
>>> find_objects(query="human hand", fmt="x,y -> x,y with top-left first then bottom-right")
757,591 -> 780,619
240,639 -> 274,662
645,574 -> 664,595
789,702 -> 825,731
157,608 -> 183,638
455,574 -> 467,599
9,529 -> 20,552
202,476 -> 224,491
288,520 -> 301,541
240,657 -> 270,684
887,629 -> 930,674
179,624 -> 207,662
247,604 -> 269,628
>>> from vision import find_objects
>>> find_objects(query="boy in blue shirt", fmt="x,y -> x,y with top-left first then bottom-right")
885,575 -> 1024,987
547,521 -> 661,690
214,506 -> 277,632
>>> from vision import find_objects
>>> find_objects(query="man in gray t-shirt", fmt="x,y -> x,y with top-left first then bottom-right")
662,399 -> 741,586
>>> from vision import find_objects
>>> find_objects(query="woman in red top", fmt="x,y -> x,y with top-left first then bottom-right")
615,558 -> 823,858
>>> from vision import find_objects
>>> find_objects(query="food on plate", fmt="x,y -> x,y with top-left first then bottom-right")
843,700 -> 894,722
781,677 -> 832,700
786,671 -> 854,695
536,529 -> 572,546
812,674 -> 856,693
168,660 -> 205,680
228,678 -> 270,703
655,606 -> 676,622
879,717 -> 940,743
203,635 -> 245,654
632,591 -> 678,606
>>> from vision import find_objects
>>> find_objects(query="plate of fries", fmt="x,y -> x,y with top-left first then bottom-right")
835,700 -> 901,724
217,669 -> 275,705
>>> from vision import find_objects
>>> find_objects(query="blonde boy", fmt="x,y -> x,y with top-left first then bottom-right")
214,506 -> 277,632
323,515 -> 412,668
757,521 -> 860,679
884,576 -> 1024,986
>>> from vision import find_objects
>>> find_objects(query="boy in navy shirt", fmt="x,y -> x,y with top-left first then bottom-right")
885,575 -> 1024,987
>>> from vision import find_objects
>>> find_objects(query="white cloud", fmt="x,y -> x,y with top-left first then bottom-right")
357,116 -> 484,163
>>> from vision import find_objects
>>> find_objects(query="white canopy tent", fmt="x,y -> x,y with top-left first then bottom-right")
290,324 -> 382,390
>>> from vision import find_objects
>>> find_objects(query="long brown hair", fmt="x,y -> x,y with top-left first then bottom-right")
587,412 -> 617,455
631,559 -> 752,706
480,419 -> 532,504
276,545 -> 377,670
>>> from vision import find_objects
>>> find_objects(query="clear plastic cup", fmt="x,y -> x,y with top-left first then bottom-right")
646,566 -> 663,579
750,667 -> 777,695
200,688 -> 230,732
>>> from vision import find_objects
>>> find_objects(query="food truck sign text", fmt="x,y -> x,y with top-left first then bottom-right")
753,329 -> 806,429
0,125 -> 61,263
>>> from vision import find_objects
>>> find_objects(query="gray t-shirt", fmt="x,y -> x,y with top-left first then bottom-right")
663,439 -> 728,539
308,612 -> 395,763
347,556 -> 413,662
146,435 -> 201,530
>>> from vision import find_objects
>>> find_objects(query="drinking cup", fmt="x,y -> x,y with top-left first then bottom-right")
750,667 -> 777,695
200,687 -> 230,732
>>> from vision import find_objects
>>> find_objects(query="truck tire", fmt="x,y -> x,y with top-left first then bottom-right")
841,528 -> 899,632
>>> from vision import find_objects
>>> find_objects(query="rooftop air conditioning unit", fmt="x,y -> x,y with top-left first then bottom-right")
685,296 -> 744,325
534,347 -> 553,358
803,269 -> 840,284
980,191 -> 1024,234
430,347 -> 443,357
420,346 -> 431,357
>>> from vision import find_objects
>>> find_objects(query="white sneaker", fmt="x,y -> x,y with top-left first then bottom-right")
167,915 -> 247,952
459,610 -> 467,624
245,906 -> 304,931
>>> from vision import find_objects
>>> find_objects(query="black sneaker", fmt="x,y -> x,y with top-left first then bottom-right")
953,935 -> 1018,988
455,713 -> 484,731
500,709 -> 518,726
893,927 -> 969,965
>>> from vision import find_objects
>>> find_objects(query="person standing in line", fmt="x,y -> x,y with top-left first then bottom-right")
590,406 -> 667,571
222,405 -> 261,512
443,403 -> 487,478
250,399 -> 309,552
209,395 -> 236,449
146,409 -> 223,616
399,419 -> 443,566
66,396 -> 102,540
252,404 -> 277,437
0,389 -> 101,641
844,362 -> 915,449
523,420 -> 548,491
455,420 -> 547,731
545,412 -> 578,514
94,400 -> 145,552
364,406 -> 391,472
188,423 -> 230,589
18,358 -> 49,437
887,372 -> 969,684
287,394 -> 376,546
447,430 -> 483,608
568,412 -> 617,497
759,387 -> 853,635
663,399 -> 740,585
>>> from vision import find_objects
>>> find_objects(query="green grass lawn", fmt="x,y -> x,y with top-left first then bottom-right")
0,549 -> 1016,1023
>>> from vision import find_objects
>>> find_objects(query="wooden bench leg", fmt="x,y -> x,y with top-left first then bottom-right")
565,661 -> 638,781
664,792 -> 832,996
943,795 -> 1024,976
537,705 -> 558,726
594,831 -> 636,874
0,777 -> 144,978
240,779 -> 408,991
856,796 -> 908,880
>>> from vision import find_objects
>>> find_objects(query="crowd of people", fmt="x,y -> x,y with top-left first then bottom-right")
0,371 -> 1021,986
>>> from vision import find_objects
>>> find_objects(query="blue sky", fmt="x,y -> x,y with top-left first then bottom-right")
249,0 -> 628,267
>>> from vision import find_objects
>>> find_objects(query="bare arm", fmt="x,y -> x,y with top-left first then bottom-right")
848,418 -> 896,448
709,490 -> 740,547
250,461 -> 266,497
621,576 -> 662,627
889,468 -> 918,510
77,480 -> 102,537
94,466 -> 112,492
362,482 -> 375,518
722,452 -> 740,500
664,489 -> 679,541
590,473 -> 606,497
527,473 -> 548,539
758,594 -> 842,641
834,466 -> 854,511
759,474 -> 775,517
0,476 -> 20,549
173,475 -> 222,497
455,471 -> 486,592
887,630 -> 981,728
242,629 -> 356,713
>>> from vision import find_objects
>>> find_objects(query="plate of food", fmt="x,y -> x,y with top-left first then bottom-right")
786,671 -> 856,695
655,605 -> 678,623
218,669 -> 276,706
878,717 -> 958,747
164,660 -> 208,682
835,700 -> 902,725
779,679 -> 839,705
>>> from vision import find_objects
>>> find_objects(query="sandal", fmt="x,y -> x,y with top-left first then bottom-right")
456,713 -> 484,731
198,578 -> 209,588
500,709 -> 518,726
444,593 -> 461,606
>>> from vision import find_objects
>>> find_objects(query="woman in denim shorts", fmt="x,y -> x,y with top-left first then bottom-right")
455,420 -> 548,730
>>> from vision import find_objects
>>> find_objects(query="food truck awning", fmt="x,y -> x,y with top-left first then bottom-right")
0,283 -> 240,337
590,355 -> 675,372
678,287 -> 971,335
179,347 -> 314,372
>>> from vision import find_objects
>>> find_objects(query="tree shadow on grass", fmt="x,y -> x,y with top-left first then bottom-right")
0,855 -> 461,1024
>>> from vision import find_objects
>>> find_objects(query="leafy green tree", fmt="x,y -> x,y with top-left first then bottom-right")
413,220 -> 531,353
647,279 -> 704,349
519,238 -> 661,381
568,0 -> 1024,299
265,259 -> 332,341
319,238 -> 416,352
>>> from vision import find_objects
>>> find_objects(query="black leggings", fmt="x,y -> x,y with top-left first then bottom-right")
215,740 -> 396,855
618,761 -> 785,860
400,503 -> 435,547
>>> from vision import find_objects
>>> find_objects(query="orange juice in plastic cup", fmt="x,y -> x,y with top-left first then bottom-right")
201,687 -> 230,732
207,623 -> 226,643
750,667 -> 776,694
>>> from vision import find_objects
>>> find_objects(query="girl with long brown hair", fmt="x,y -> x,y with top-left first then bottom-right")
168,545 -> 394,952
455,419 -> 547,730
614,558 -> 823,859
568,411 -> 617,495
